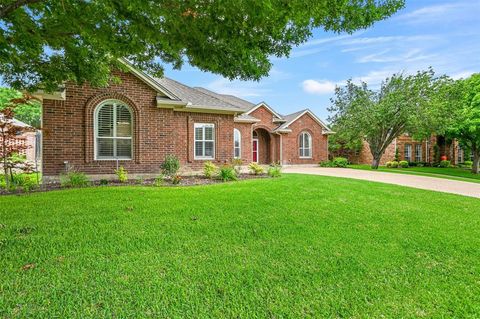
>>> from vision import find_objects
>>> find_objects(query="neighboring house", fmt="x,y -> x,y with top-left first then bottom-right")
0,117 -> 38,163
350,134 -> 468,165
37,60 -> 333,179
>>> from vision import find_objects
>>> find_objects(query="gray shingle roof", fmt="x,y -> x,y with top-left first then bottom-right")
194,87 -> 255,111
154,77 -> 244,112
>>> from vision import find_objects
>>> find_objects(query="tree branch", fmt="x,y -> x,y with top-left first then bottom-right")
0,0 -> 42,18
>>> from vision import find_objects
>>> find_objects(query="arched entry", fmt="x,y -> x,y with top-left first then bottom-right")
252,128 -> 272,164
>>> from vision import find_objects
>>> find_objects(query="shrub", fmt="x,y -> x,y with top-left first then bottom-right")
332,157 -> 348,168
464,161 -> 473,168
171,174 -> 182,185
389,161 -> 399,168
153,174 -> 164,187
319,160 -> 334,167
114,166 -> 128,183
60,171 -> 90,188
248,162 -> 264,175
439,160 -> 451,168
399,160 -> 409,168
203,161 -> 218,179
268,164 -> 282,178
99,179 -> 109,186
161,155 -> 180,177
13,174 -> 38,192
386,161 -> 393,168
218,165 -> 237,182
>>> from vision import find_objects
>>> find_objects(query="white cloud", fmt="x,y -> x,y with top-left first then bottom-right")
356,48 -> 437,64
395,2 -> 478,25
451,71 -> 475,80
206,78 -> 269,98
301,79 -> 337,95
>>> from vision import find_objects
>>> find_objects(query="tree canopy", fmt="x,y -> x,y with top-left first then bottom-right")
0,0 -> 404,91
328,70 -> 450,168
447,73 -> 480,173
0,88 -> 41,127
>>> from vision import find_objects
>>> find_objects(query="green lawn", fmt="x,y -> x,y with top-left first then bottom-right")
1,175 -> 479,318
349,164 -> 480,183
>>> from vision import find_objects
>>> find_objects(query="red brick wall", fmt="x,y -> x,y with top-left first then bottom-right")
42,71 -> 234,177
281,113 -> 328,165
233,122 -> 252,164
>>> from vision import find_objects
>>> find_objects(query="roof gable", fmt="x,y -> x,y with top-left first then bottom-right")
275,109 -> 333,134
246,102 -> 284,121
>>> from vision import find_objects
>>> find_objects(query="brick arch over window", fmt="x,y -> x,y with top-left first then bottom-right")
85,92 -> 141,163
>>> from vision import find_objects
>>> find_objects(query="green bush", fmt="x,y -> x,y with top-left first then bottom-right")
332,157 -> 348,168
439,160 -> 451,168
218,165 -> 238,182
386,161 -> 393,168
389,161 -> 399,168
319,160 -> 334,167
203,161 -> 218,179
161,155 -> 180,177
248,162 -> 264,175
399,160 -> 409,168
153,174 -> 164,187
114,166 -> 128,183
60,171 -> 90,188
268,164 -> 282,178
99,179 -> 109,186
464,161 -> 473,168
12,174 -> 38,192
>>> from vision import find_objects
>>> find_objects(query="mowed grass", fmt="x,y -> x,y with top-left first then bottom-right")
349,164 -> 480,183
1,175 -> 480,318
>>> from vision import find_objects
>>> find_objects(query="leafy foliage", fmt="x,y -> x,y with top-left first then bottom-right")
439,160 -> 451,168
60,171 -> 90,188
218,165 -> 237,182
171,175 -> 182,185
114,166 -> 128,183
0,1 -> 404,91
399,160 -> 409,168
267,164 -> 282,178
332,157 -> 348,168
328,70 -> 451,169
446,74 -> 480,173
386,161 -> 399,168
153,175 -> 165,187
0,88 -> 41,127
161,155 -> 180,177
203,161 -> 218,179
248,162 -> 264,175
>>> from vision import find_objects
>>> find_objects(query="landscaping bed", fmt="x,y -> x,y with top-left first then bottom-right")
0,173 -> 270,195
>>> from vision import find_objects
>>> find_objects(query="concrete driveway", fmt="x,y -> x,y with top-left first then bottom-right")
283,166 -> 480,199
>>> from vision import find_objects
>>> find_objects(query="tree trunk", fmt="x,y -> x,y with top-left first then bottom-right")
473,150 -> 480,174
371,156 -> 381,169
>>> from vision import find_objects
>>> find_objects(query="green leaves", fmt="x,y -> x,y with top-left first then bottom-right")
1,0 -> 404,90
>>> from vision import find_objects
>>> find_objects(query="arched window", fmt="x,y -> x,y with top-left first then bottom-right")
95,100 -> 133,160
299,132 -> 312,158
234,128 -> 241,159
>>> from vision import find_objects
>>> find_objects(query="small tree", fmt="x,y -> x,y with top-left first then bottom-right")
0,94 -> 36,189
447,74 -> 480,174
328,70 -> 450,169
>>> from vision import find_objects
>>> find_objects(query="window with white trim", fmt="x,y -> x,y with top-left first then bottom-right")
95,100 -> 133,160
233,128 -> 241,159
415,144 -> 422,162
299,131 -> 312,158
404,144 -> 412,162
194,123 -> 215,159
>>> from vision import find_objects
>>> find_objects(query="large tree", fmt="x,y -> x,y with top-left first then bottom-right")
0,88 -> 41,127
0,0 -> 404,91
328,70 -> 451,169
447,74 -> 480,174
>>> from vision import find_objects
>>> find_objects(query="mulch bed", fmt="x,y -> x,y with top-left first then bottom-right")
0,174 -> 271,196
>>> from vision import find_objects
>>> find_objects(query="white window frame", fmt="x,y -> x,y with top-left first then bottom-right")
94,99 -> 133,160
415,144 -> 422,162
233,128 -> 241,159
299,131 -> 312,159
404,144 -> 412,162
194,123 -> 215,160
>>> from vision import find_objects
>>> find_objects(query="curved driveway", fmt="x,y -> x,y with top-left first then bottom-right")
283,166 -> 480,199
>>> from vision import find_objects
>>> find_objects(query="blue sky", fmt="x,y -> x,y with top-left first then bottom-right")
164,0 -> 480,120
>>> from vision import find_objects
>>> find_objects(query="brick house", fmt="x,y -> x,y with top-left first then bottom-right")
349,134 -> 470,166
38,60 -> 333,179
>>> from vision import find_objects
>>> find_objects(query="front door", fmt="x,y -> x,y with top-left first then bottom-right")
252,139 -> 259,163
